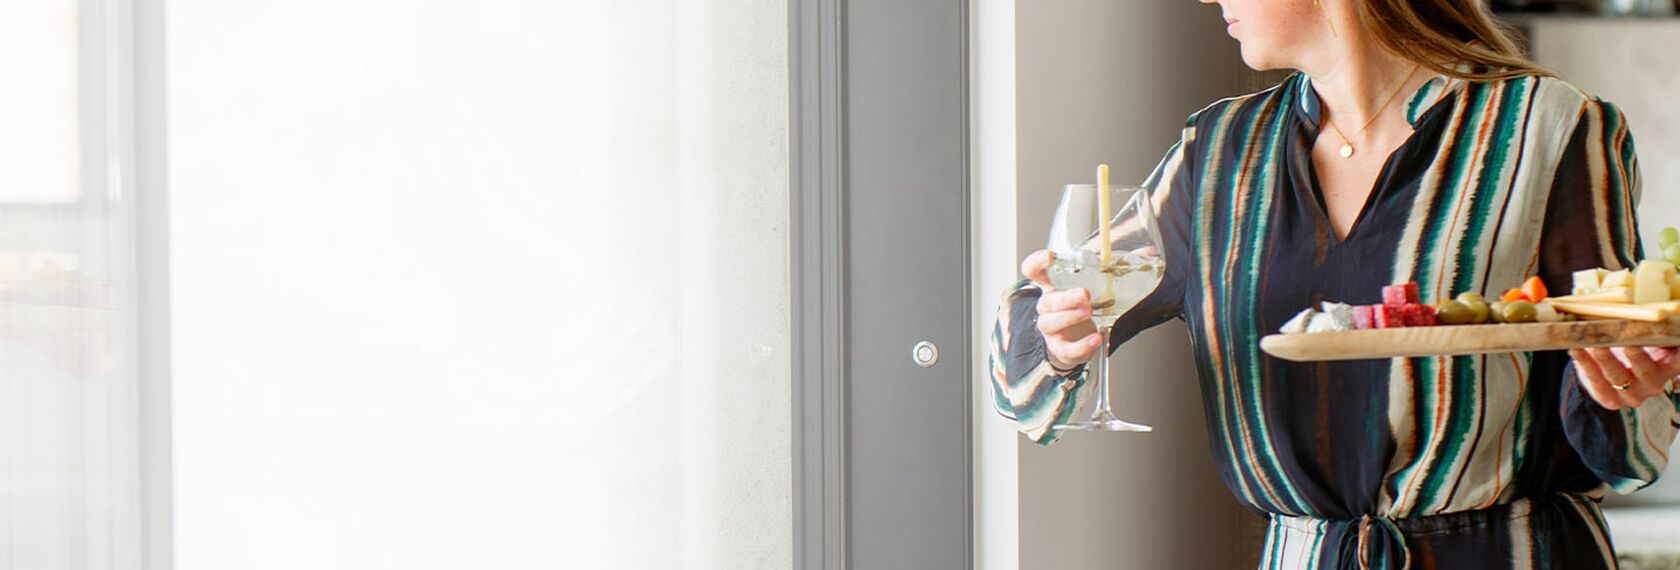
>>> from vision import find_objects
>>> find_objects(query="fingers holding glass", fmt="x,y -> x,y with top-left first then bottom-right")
1022,249 -> 1055,288
1045,183 -> 1163,433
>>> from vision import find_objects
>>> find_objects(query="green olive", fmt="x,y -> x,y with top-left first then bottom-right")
1502,300 -> 1538,323
1466,301 -> 1491,324
1455,292 -> 1486,306
1435,301 -> 1473,325
1489,301 -> 1509,323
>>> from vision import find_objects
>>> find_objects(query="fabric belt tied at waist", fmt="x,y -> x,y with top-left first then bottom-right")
1270,496 -> 1545,570
1351,514 -> 1409,570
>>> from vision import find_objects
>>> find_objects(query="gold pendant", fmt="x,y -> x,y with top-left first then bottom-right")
1339,144 -> 1354,158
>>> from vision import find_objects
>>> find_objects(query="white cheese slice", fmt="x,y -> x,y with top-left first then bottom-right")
1281,308 -> 1315,334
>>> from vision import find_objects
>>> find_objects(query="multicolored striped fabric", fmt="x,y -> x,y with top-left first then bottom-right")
988,70 -> 1680,568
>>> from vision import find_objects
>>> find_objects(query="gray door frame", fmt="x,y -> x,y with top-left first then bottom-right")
791,0 -> 850,566
791,0 -> 972,568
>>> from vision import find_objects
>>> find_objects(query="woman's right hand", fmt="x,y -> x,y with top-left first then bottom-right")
1021,249 -> 1105,371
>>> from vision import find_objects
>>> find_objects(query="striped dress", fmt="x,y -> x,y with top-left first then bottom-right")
988,71 -> 1680,569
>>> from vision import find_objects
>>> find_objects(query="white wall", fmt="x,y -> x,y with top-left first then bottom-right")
972,1 -> 1021,568
166,1 -> 790,568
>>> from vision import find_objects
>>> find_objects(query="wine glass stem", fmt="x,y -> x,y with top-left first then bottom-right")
1089,324 -> 1115,420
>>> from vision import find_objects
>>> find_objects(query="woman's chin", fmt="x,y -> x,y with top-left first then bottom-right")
1238,47 -> 1285,73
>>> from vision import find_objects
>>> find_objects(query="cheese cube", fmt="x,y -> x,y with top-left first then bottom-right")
1572,268 -> 1603,293
1633,260 -> 1677,304
1602,269 -> 1634,288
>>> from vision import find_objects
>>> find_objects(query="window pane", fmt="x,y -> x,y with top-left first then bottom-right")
167,1 -> 790,568
0,0 -> 81,203
1,1 -> 144,568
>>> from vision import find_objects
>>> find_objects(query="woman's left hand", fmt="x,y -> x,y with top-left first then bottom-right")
1568,347 -> 1680,410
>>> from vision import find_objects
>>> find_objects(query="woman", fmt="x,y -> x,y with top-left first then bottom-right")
989,0 -> 1680,568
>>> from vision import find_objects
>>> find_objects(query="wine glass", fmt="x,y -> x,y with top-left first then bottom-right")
1046,184 -> 1165,432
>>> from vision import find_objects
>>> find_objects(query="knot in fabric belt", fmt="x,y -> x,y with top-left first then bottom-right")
1268,496 -> 1543,570
1352,515 -> 1409,570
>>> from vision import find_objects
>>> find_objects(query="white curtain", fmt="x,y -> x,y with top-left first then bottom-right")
1,0 -> 145,568
167,1 -> 790,568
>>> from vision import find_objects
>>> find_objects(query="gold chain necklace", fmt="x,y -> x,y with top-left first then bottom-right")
1323,65 -> 1420,159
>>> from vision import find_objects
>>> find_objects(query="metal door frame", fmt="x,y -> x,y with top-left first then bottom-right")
791,0 -> 973,568
791,0 -> 850,567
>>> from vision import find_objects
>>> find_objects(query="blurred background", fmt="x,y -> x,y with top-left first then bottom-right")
3,1 -> 790,568
2,0 -> 1676,569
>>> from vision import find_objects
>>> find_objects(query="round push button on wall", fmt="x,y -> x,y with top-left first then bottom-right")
912,341 -> 939,368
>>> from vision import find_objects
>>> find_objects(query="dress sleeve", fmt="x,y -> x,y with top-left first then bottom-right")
986,117 -> 1200,445
1539,98 -> 1680,494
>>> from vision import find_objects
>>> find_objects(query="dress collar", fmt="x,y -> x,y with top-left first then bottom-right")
1296,63 -> 1470,129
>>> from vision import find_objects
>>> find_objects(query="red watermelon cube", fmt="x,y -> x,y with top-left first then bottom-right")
1374,305 -> 1405,328
1402,303 -> 1437,326
1352,305 -> 1375,329
1382,282 -> 1420,307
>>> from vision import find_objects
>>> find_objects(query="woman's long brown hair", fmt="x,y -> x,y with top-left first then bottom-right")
1354,0 -> 1551,81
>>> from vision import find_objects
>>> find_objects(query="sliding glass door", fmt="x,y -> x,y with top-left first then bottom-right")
1,0 -> 149,567
3,0 -> 976,567
166,0 -> 790,567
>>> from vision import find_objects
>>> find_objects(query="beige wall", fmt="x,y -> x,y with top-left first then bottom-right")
1528,17 -> 1680,509
1011,1 -> 1269,568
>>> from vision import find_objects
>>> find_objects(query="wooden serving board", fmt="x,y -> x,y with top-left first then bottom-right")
1260,317 -> 1680,362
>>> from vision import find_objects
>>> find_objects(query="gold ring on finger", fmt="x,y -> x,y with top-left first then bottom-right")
1612,379 -> 1633,392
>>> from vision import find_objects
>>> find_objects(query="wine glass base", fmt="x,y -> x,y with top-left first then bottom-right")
1052,418 -> 1153,432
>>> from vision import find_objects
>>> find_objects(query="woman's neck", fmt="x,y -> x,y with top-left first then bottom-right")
1300,36 -> 1427,136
